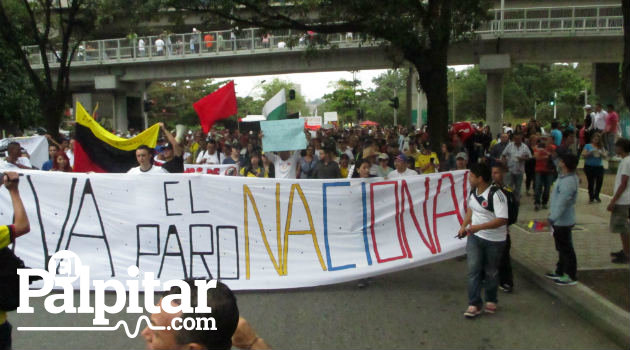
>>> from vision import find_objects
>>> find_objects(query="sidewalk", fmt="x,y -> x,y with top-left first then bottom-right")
510,188 -> 630,348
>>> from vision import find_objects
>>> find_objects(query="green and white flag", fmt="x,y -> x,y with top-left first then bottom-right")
262,89 -> 287,121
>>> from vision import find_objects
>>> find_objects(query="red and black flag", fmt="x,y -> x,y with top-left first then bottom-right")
73,102 -> 160,173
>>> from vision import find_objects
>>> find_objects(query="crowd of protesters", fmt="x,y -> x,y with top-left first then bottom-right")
1,101 -> 629,323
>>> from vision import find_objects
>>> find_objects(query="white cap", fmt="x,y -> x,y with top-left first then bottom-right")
583,104 -> 592,109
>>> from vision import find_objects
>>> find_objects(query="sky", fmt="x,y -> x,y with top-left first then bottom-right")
230,66 -> 472,101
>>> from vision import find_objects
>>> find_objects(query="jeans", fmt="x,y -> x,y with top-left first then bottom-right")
507,173 -> 524,202
534,172 -> 553,205
584,165 -> 604,201
498,233 -> 513,288
525,159 -> 536,192
0,321 -> 11,350
553,226 -> 577,280
467,234 -> 506,308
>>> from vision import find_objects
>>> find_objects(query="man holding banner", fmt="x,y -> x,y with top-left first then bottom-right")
127,145 -> 167,174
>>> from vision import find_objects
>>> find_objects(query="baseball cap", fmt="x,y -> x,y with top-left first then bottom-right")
456,152 -> 468,160
583,104 -> 592,109
377,153 -> 389,160
395,153 -> 408,162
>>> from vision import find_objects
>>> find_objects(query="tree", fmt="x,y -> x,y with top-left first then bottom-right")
259,78 -> 308,116
320,78 -> 365,124
365,69 -> 408,126
0,37 -> 40,134
147,78 -> 230,128
164,0 -> 492,151
0,0 -> 152,138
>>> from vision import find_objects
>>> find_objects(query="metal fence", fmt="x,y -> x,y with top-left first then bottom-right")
25,4 -> 623,67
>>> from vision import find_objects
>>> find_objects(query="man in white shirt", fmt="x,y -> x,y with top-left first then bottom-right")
0,142 -> 33,170
457,163 -> 508,318
607,138 -> 630,263
66,138 -> 75,168
386,154 -> 417,179
196,138 -> 224,165
155,37 -> 165,56
138,38 -> 146,57
265,150 -> 300,179
500,133 -> 531,202
592,103 -> 608,132
127,145 -> 167,174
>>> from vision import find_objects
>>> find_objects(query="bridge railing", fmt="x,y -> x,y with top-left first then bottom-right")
25,4 -> 623,67
477,5 -> 623,35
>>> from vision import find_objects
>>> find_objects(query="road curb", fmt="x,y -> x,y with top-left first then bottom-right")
511,250 -> 630,348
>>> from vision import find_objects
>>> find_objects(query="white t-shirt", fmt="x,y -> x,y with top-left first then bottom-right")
468,186 -> 508,242
593,111 -> 608,131
127,165 -> 167,174
66,150 -> 74,167
0,157 -> 32,170
138,39 -> 145,51
155,39 -> 165,52
196,150 -> 223,165
614,155 -> 630,205
386,168 -> 417,179
266,151 -> 300,179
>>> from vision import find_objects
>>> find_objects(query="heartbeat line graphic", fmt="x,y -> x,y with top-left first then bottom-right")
17,315 -> 165,338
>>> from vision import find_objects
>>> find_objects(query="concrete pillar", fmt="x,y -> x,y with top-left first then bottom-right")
480,54 -> 511,137
592,63 -> 620,106
485,72 -> 504,137
114,91 -> 128,133
72,93 -> 93,116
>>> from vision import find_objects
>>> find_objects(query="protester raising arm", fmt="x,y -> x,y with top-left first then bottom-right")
158,123 -> 183,157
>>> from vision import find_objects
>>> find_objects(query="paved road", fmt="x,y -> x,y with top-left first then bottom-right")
9,258 -> 619,349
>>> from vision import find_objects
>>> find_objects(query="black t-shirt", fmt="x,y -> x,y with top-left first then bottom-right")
162,156 -> 184,173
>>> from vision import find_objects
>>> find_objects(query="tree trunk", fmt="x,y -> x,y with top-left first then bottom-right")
40,93 -> 65,140
414,48 -> 449,153
622,0 -> 630,110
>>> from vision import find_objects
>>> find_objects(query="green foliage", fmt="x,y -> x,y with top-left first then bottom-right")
259,78 -> 308,116
147,79 -> 229,128
319,69 -> 408,126
449,64 -> 591,129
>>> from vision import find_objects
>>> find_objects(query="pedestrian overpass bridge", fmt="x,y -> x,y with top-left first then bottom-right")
26,3 -> 624,133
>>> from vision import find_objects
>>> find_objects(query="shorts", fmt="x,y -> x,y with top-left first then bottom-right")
609,204 -> 630,234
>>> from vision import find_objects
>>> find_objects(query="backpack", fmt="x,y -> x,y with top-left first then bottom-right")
471,185 -> 518,226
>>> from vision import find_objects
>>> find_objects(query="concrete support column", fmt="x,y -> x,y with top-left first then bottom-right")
480,54 -> 511,137
592,63 -> 620,106
72,93 -> 93,116
485,72 -> 504,137
114,91 -> 128,133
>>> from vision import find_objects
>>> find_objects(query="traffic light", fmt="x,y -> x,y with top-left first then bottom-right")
356,109 -> 364,120
389,96 -> 399,109
289,89 -> 296,100
549,100 -> 555,106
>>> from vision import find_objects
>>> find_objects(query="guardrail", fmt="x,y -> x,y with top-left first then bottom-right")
26,5 -> 623,68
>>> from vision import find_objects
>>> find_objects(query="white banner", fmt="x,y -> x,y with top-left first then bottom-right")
324,112 -> 338,123
1,170 -> 470,290
0,136 -> 48,169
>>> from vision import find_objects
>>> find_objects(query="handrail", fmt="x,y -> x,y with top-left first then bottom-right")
25,4 -> 623,68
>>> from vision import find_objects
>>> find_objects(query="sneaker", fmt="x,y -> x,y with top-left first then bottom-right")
464,305 -> 481,319
534,204 -> 540,211
499,284 -> 513,293
545,272 -> 563,280
484,302 -> 497,314
611,254 -> 630,264
542,204 -> 548,209
610,250 -> 625,257
554,274 -> 577,286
